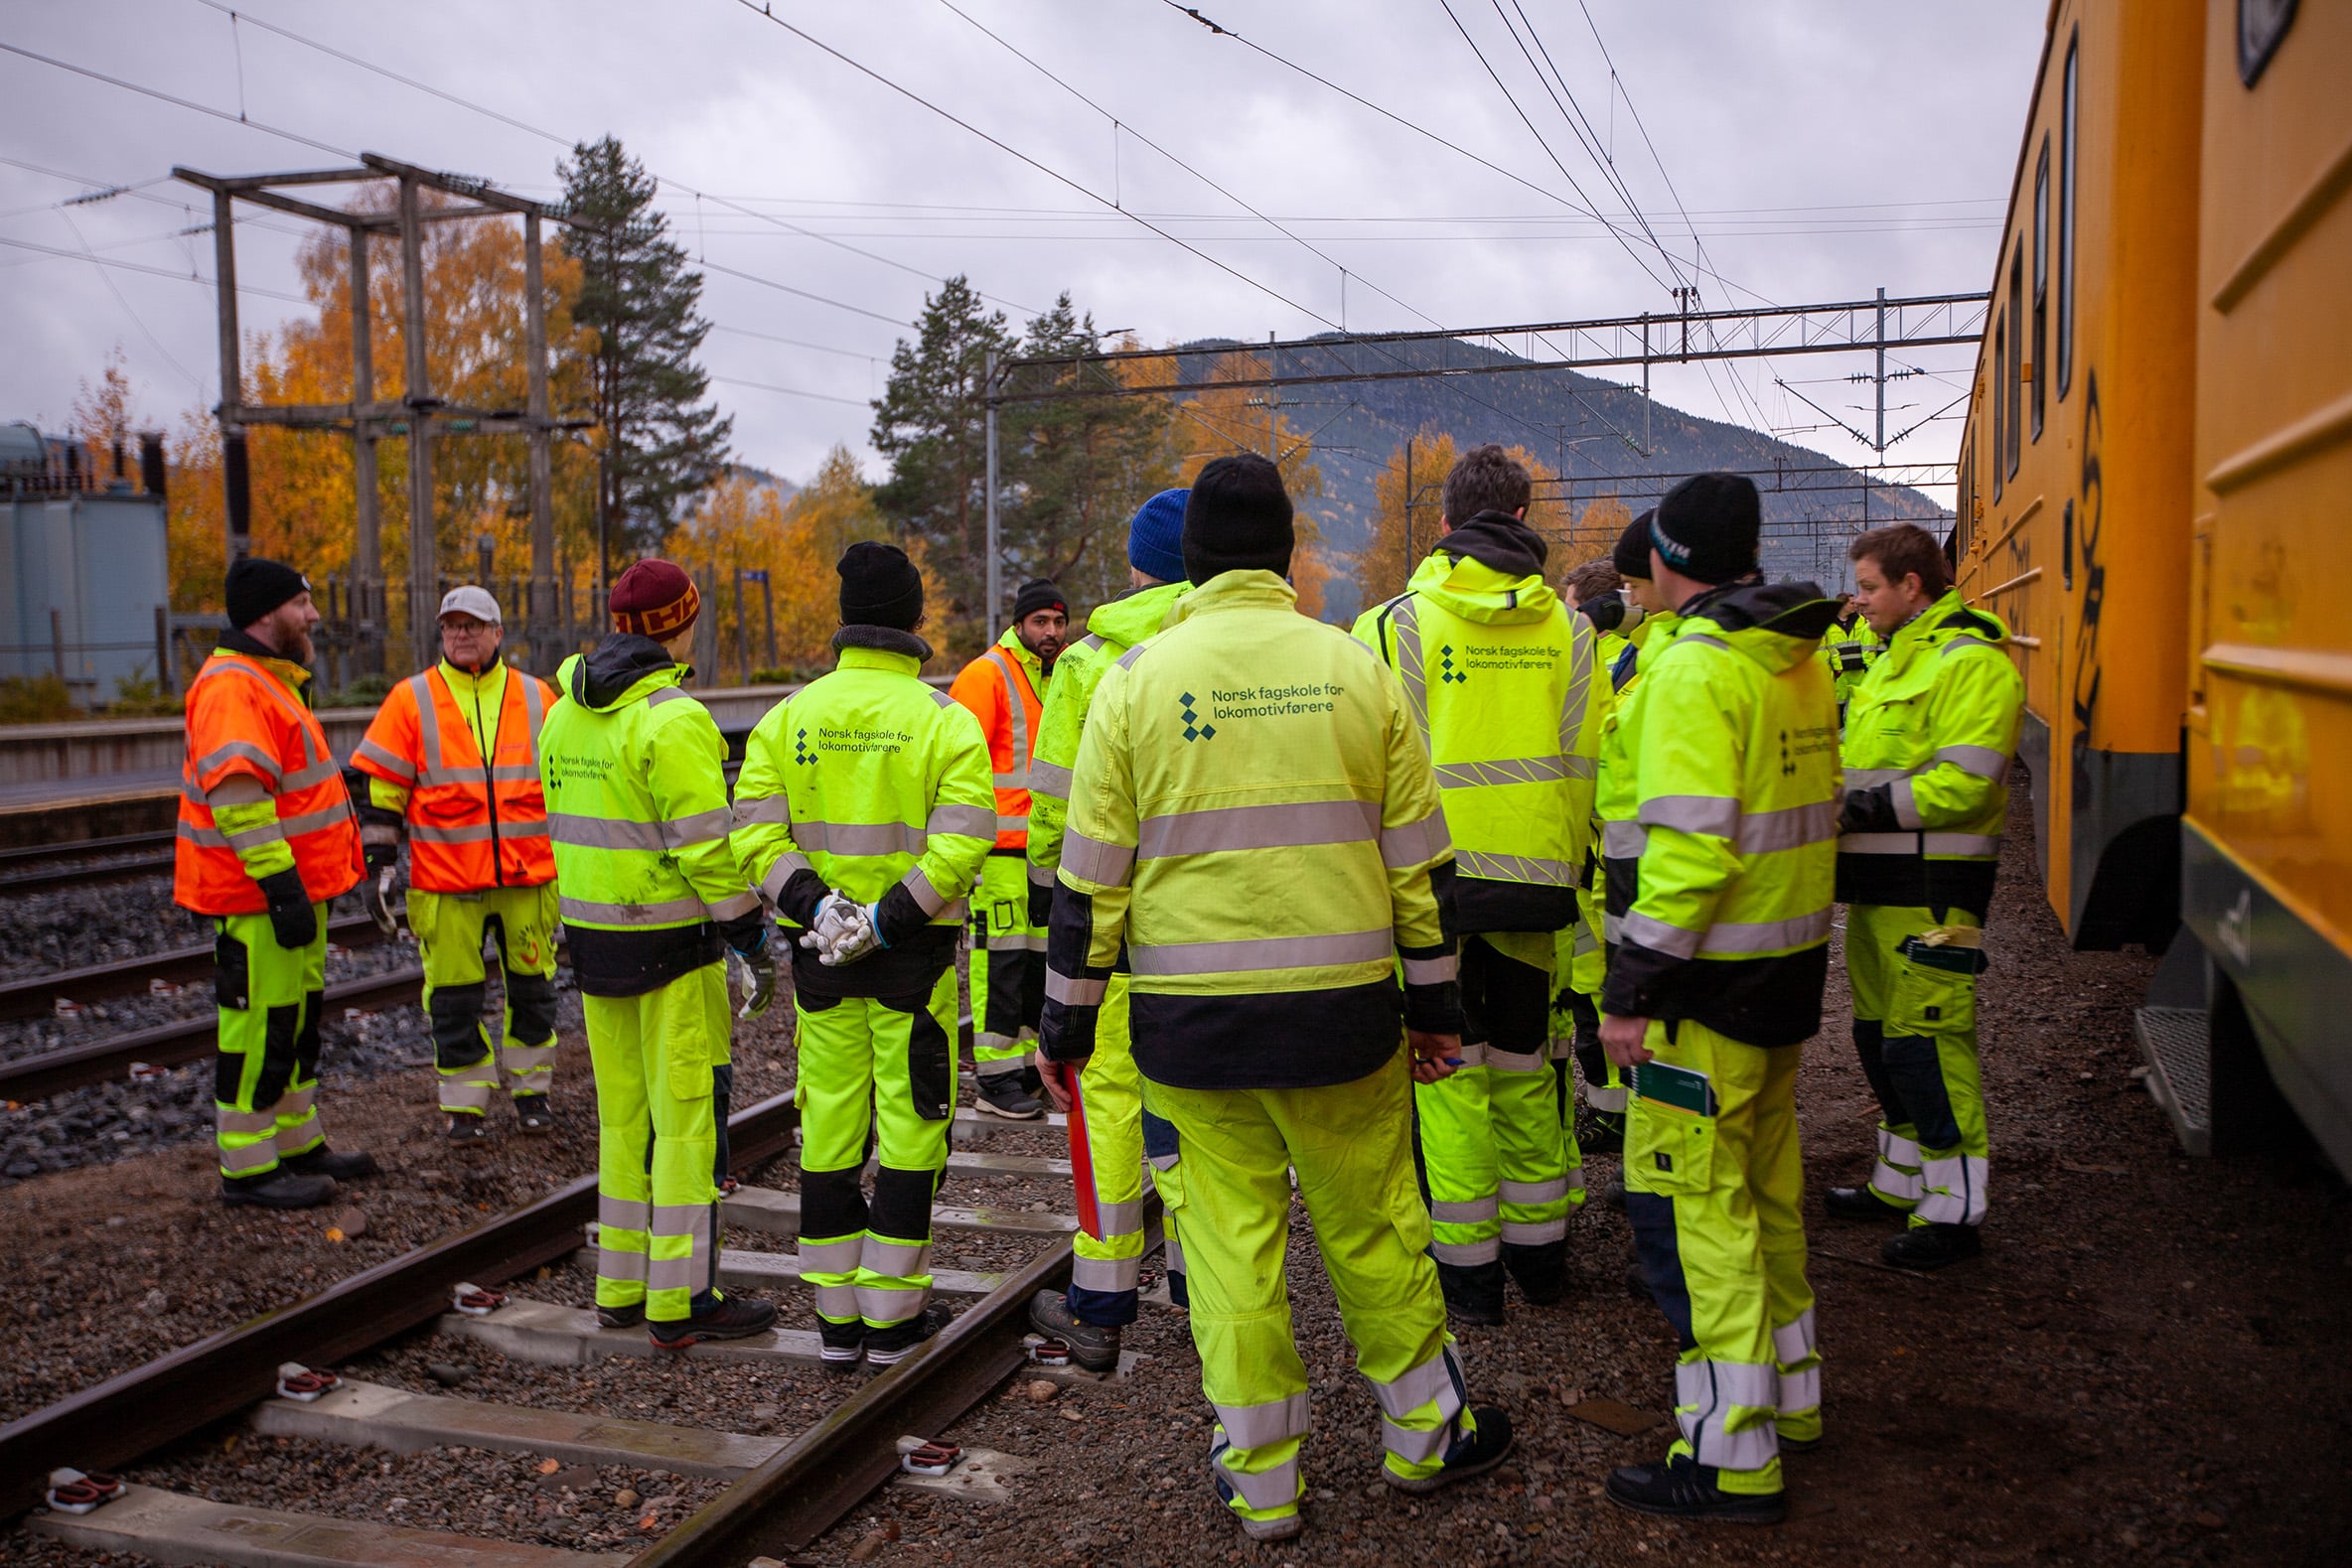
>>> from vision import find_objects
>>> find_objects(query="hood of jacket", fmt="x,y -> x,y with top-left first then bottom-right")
560,634 -> 685,712
1676,580 -> 1842,675
1088,579 -> 1190,649
1407,512 -> 1559,626
1903,587 -> 2008,648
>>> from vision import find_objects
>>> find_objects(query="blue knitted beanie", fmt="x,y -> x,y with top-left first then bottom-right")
1126,488 -> 1190,584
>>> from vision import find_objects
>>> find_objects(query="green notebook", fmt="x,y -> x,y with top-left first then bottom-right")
1633,1061 -> 1716,1118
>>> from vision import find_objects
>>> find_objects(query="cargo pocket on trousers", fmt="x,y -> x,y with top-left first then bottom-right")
215,928 -> 250,1012
666,1028 -> 713,1102
1891,939 -> 1985,1039
1625,1104 -> 1715,1198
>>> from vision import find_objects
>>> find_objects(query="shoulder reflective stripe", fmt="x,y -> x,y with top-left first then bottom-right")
1641,794 -> 1741,836
196,740 -> 283,783
1431,754 -> 1593,789
1114,642 -> 1149,670
1400,951 -> 1457,985
1390,597 -> 1431,742
1736,800 -> 1839,854
792,820 -> 929,857
644,685 -> 688,706
1026,758 -> 1075,797
1842,767 -> 1912,788
986,649 -> 1030,779
352,738 -> 417,784
408,674 -> 443,780
560,894 -> 707,926
1074,634 -> 1104,654
898,864 -> 956,917
1677,633 -> 1731,651
1134,798 -> 1379,860
662,805 -> 735,850
550,814 -> 667,852
1454,848 -> 1577,886
1060,826 -> 1134,887
1045,969 -> 1107,1006
1619,910 -> 1702,958
1697,908 -> 1834,954
1941,637 -> 2001,656
1381,806 -> 1451,868
519,673 -> 546,750
759,850 -> 812,901
1128,928 -> 1393,976
410,820 -> 498,844
926,802 -> 996,840
732,793 -> 793,828
279,760 -> 342,791
705,889 -> 761,921
1934,744 -> 2010,782
1602,820 -> 1648,858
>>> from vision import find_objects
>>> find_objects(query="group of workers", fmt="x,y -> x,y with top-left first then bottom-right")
172,437 -> 2020,1536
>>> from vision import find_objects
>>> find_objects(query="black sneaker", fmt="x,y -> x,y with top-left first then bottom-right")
282,1146 -> 379,1181
1824,1185 -> 1910,1222
1883,1222 -> 1982,1271
446,1114 -> 488,1142
1027,1288 -> 1121,1373
220,1170 -> 337,1210
1383,1405 -> 1514,1495
595,1302 -> 646,1330
865,1302 -> 954,1365
1503,1243 -> 1569,1308
1777,1429 -> 1823,1454
818,1318 -> 864,1374
973,1075 -> 1045,1119
649,1296 -> 778,1350
1605,1454 -> 1786,1523
1601,1179 -> 1627,1211
1578,1113 -> 1625,1156
514,1095 -> 554,1135
1436,1259 -> 1506,1326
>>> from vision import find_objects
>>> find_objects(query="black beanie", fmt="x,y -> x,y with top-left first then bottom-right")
837,540 -> 923,631
1651,473 -> 1761,585
1011,578 -> 1067,624
1612,510 -> 1657,580
1183,454 -> 1294,585
225,556 -> 309,630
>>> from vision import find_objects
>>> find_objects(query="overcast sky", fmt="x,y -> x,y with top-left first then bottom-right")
2,0 -> 2047,497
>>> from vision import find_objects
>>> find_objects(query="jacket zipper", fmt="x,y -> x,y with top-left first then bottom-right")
471,676 -> 506,888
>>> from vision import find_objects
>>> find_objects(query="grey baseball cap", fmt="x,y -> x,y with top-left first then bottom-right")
437,585 -> 502,625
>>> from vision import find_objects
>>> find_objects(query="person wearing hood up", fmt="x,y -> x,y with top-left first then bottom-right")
1598,473 -> 1840,1522
536,560 -> 778,1351
1352,444 -> 1612,1326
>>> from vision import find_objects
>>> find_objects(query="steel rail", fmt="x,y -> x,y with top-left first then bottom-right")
0,1090 -> 803,1518
0,830 -> 175,868
0,911 -> 397,1024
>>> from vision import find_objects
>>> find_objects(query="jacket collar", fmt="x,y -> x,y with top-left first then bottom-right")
1168,569 -> 1298,626
1088,579 -> 1189,646
994,622 -> 1047,682
832,624 -> 933,674
216,629 -> 312,697
437,657 -> 510,699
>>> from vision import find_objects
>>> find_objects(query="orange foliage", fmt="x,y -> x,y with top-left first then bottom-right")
1166,351 -> 1333,620
1354,435 -> 1560,609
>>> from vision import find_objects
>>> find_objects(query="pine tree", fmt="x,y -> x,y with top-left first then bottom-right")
558,135 -> 730,574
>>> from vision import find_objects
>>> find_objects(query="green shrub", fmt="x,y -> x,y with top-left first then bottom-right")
102,672 -> 183,717
0,673 -> 77,724
326,673 -> 395,710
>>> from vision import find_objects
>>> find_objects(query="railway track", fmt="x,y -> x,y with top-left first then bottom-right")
3,1088 -> 1144,1566
0,831 -> 177,896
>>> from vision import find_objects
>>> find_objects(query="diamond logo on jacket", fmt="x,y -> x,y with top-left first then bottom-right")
794,727 -> 815,766
1179,692 -> 1215,742
1439,644 -> 1466,684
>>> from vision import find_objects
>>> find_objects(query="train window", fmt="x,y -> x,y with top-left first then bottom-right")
1991,316 -> 2005,501
2032,138 -> 2049,443
2005,238 -> 2024,480
2058,32 -> 2078,399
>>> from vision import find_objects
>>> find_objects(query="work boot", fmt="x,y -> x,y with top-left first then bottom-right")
1824,1185 -> 1910,1222
446,1114 -> 487,1142
514,1094 -> 554,1135
1605,1454 -> 1786,1523
595,1302 -> 646,1331
1027,1289 -> 1121,1373
282,1146 -> 379,1182
818,1318 -> 864,1374
1504,1242 -> 1569,1307
1601,1178 -> 1627,1210
649,1295 -> 778,1350
973,1074 -> 1044,1120
1383,1406 -> 1515,1495
1436,1259 -> 1506,1327
1883,1222 -> 1983,1271
866,1302 -> 955,1365
220,1170 -> 338,1210
1578,1111 -> 1625,1156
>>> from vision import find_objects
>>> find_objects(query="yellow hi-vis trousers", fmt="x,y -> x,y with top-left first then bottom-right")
1624,1018 -> 1821,1488
1062,970 -> 1184,1324
1846,903 -> 1990,1226
1154,1052 -> 1475,1527
585,962 -> 728,1324
1553,885 -> 1625,1118
967,852 -> 1042,1080
213,907 -> 329,1180
411,882 -> 560,1116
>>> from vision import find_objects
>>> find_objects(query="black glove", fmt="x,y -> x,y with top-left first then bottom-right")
256,867 -> 319,949
1028,874 -> 1055,930
1838,784 -> 1901,836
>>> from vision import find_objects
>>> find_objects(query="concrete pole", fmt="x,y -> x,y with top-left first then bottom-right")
522,212 -> 556,670
984,346 -> 1000,637
212,190 -> 250,565
398,177 -> 437,669
349,225 -> 381,667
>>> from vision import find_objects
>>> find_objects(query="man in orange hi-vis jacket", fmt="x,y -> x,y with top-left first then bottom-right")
176,557 -> 375,1210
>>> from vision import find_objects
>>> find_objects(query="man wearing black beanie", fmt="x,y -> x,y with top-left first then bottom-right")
730,541 -> 996,1368
1595,472 -> 1842,1520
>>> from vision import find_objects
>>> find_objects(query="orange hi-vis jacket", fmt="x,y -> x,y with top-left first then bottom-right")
174,644 -> 364,916
949,628 -> 1047,850
352,661 -> 558,893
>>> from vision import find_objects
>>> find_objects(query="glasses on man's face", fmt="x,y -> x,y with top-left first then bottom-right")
442,623 -> 494,637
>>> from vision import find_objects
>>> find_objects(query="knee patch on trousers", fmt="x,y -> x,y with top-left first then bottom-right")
1882,1033 -> 1963,1150
430,981 -> 492,1069
801,1165 -> 867,1241
1625,1190 -> 1698,1350
870,1165 -> 938,1243
214,930 -> 250,1011
505,969 -> 557,1045
887,990 -> 953,1121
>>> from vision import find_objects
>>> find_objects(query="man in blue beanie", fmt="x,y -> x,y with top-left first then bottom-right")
1021,487 -> 1194,1369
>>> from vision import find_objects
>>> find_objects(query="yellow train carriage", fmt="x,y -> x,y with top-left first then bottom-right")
2181,0 -> 2352,1175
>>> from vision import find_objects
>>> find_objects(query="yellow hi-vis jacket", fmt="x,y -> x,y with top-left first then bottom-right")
1601,581 -> 1842,1048
1836,589 -> 2023,921
1039,569 -> 1461,1089
1351,513 -> 1609,935
1596,610 -> 1684,949
732,627 -> 997,998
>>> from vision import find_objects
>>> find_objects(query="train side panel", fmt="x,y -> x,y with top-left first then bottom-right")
2185,0 -> 2352,1173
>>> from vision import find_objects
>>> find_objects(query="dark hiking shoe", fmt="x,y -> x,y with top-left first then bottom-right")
1383,1406 -> 1515,1495
282,1146 -> 379,1181
1883,1221 -> 1983,1270
1605,1455 -> 1786,1523
1027,1288 -> 1121,1372
1578,1113 -> 1626,1156
1825,1185 -> 1910,1222
865,1302 -> 954,1365
973,1075 -> 1045,1119
446,1114 -> 488,1142
1436,1259 -> 1506,1326
595,1302 -> 645,1330
650,1295 -> 777,1350
220,1170 -> 337,1210
514,1095 -> 554,1134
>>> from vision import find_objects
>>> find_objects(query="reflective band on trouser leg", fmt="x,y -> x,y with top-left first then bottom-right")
795,992 -> 876,1338
1068,973 -> 1147,1324
582,991 -> 650,1312
1859,903 -> 1991,1228
1491,1053 -> 1579,1227
214,909 -> 331,1180
1872,1124 -> 1925,1206
415,891 -> 497,1116
859,966 -> 958,1339
270,918 -> 331,1160
595,1194 -> 651,1299
501,1039 -> 556,1096
967,856 -> 1038,1076
797,1232 -> 865,1334
1675,1354 -> 1781,1474
1415,1066 -> 1501,1266
1211,1395 -> 1310,1518
1370,1343 -> 1471,1480
1773,1306 -> 1823,1445
492,881 -> 562,1099
585,963 -> 727,1322
649,1200 -> 717,1318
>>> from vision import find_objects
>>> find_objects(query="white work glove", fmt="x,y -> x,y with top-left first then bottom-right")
823,902 -> 885,967
798,893 -> 875,966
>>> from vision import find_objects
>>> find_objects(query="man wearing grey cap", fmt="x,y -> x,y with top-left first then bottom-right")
352,587 -> 565,1140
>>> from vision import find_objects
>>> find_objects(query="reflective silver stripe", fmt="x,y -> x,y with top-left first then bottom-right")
1602,819 -> 1648,858
490,764 -> 541,784
643,686 -> 690,707
705,889 -> 760,922
1215,1392 -> 1313,1449
1620,911 -> 1702,958
1400,952 -> 1457,986
561,895 -> 707,926
1941,636 -> 2001,656
759,851 -> 812,901
1891,777 -> 1924,830
1127,928 -> 1392,977
1601,912 -> 1623,944
1028,861 -> 1056,887
1774,1308 -> 1820,1373
502,819 -> 549,841
1072,1254 -> 1139,1292
502,1041 -> 555,1072
1840,831 -> 2003,857
550,814 -> 666,852
1780,1365 -> 1823,1415
793,820 -> 928,857
1095,1199 -> 1144,1236
1115,642 -> 1148,670
1870,1159 -> 1923,1201
1454,849 -> 1576,886
1585,1084 -> 1629,1112
1452,1041 -> 1488,1069
276,804 -> 353,837
1878,1126 -> 1923,1166
198,740 -> 282,782
352,738 -> 416,784
218,1140 -> 279,1173
410,821 -> 496,844
1935,744 -> 2010,782
280,759 -> 342,791
798,1236 -> 863,1275
995,813 -> 1027,835
1027,758 -> 1075,797
596,1248 -> 648,1282
927,687 -> 959,709
1428,1197 -> 1498,1225
1843,767 -> 1912,788
1372,1346 -> 1462,1422
986,647 -> 1031,787
1642,793 -> 1740,836
1380,806 -> 1451,868
1698,908 -> 1834,954
899,865 -> 954,917
858,1282 -> 929,1324
985,930 -> 1047,953
1135,798 -> 1378,860
217,1107 -> 280,1136
732,793 -> 793,827
663,805 -> 735,849
1501,1177 -> 1570,1206
407,673 -> 444,782
1500,1217 -> 1568,1244
1389,596 -> 1430,739
177,821 -> 233,849
222,819 -> 286,850
1061,827 -> 1134,887
1046,970 -> 1108,1006
1485,1046 -> 1544,1072
1917,1153 -> 1988,1225
1737,800 -> 1839,853
1675,1358 -> 1780,1473
1214,1452 -> 1302,1511
519,671 -> 546,752
439,1080 -> 495,1113
1559,616 -> 1599,756
1432,754 -> 1594,788
646,1256 -> 705,1292
861,1236 -> 931,1280
927,803 -> 997,840
1430,1237 -> 1499,1265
